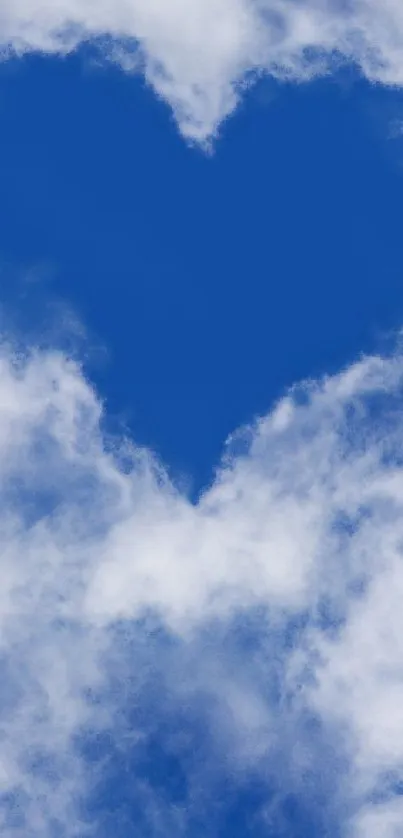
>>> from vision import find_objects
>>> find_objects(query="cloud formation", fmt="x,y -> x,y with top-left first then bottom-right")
1,339 -> 403,835
1,0 -> 403,140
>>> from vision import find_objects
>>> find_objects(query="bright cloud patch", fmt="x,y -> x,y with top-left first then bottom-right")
0,340 -> 403,836
1,0 -> 403,140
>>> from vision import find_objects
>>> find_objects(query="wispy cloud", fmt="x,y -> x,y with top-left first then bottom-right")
1,0 -> 403,140
0,340 -> 403,834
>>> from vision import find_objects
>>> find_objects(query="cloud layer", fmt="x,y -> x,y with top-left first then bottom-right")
1,0 -> 403,140
1,339 -> 403,835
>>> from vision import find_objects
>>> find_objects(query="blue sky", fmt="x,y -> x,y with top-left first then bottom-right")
2,52 -> 403,492
2,4 -> 403,838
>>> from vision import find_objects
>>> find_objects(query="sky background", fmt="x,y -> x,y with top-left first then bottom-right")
2,7 -> 403,838
2,53 -> 403,492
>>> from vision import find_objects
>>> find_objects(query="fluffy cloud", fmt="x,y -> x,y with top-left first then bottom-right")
1,339 -> 403,835
1,0 -> 403,140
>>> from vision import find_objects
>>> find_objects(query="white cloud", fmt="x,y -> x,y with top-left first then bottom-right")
1,340 -> 403,834
1,0 -> 403,140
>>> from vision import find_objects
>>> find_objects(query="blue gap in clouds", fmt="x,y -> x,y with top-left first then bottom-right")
80,726 -> 271,838
76,616 -> 340,838
0,54 -> 403,497
78,685 -> 333,838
